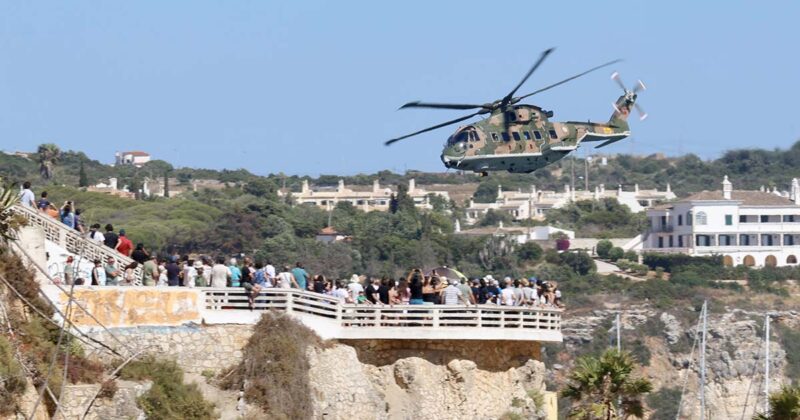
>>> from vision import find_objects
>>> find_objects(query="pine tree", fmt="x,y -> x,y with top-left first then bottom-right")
78,160 -> 89,187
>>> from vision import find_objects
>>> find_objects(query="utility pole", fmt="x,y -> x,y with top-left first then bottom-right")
700,300 -> 708,420
616,313 -> 621,351
764,314 -> 771,417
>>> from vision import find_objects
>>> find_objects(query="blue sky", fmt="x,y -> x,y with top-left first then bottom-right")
1,1 -> 799,176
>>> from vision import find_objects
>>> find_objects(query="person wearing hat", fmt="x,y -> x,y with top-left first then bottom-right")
115,229 -> 133,257
441,278 -> 470,305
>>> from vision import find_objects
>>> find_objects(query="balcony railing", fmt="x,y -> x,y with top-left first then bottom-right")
11,204 -> 143,283
201,288 -> 563,341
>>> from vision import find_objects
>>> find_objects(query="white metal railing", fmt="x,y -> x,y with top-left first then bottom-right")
11,204 -> 143,283
201,287 -> 562,333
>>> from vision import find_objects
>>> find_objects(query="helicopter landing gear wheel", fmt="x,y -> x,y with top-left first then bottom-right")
480,171 -> 489,177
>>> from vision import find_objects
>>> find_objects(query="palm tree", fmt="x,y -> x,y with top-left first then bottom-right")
0,178 -> 26,241
753,385 -> 800,420
36,143 -> 61,181
561,349 -> 653,419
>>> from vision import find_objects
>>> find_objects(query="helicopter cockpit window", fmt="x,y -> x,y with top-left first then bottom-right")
548,129 -> 558,139
505,111 -> 517,122
491,133 -> 499,142
501,132 -> 511,141
468,131 -> 479,142
533,131 -> 542,140
523,131 -> 531,140
512,132 -> 521,141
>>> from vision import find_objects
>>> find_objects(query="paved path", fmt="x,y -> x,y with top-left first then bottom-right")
594,259 -> 620,274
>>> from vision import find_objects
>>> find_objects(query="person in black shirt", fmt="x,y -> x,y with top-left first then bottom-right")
131,243 -> 149,264
313,275 -> 327,294
165,257 -> 181,287
103,224 -> 119,249
378,277 -> 391,304
365,277 -> 381,304
408,269 -> 424,305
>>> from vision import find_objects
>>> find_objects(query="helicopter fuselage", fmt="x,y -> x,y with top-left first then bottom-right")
440,103 -> 630,174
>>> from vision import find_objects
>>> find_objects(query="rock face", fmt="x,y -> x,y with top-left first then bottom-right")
307,340 -> 549,420
557,305 -> 799,420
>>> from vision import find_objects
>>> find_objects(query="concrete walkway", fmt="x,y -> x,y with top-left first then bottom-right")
594,259 -> 620,274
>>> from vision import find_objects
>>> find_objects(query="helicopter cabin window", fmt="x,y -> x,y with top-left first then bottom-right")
548,129 -> 558,139
501,132 -> 511,141
533,130 -> 542,140
523,131 -> 531,140
491,133 -> 499,142
512,132 -> 521,141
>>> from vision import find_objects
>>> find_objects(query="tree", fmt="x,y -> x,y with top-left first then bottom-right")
753,385 -> 800,420
561,349 -> 653,419
78,160 -> 89,187
478,209 -> 513,227
36,143 -> 61,181
561,251 -> 596,275
608,247 -> 624,262
243,178 -> 278,200
0,178 -> 26,241
596,239 -> 613,259
163,170 -> 170,198
516,242 -> 543,263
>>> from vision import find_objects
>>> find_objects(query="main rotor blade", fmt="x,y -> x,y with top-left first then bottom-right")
385,111 -> 481,146
399,101 -> 486,111
501,48 -> 554,106
634,103 -> 648,120
516,59 -> 623,102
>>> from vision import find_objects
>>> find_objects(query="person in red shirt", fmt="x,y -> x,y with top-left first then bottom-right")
115,229 -> 133,257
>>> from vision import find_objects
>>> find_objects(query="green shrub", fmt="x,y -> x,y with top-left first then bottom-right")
646,387 -> 682,420
120,356 -> 215,420
608,247 -> 624,262
0,336 -> 26,416
623,250 -> 638,262
596,239 -> 613,259
220,313 -> 325,420
776,324 -> 800,384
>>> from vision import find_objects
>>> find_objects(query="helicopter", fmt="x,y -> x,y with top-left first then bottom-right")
385,48 -> 647,176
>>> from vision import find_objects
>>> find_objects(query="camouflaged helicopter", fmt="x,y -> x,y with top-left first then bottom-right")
386,48 -> 647,176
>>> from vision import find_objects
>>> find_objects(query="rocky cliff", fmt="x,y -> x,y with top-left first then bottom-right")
555,304 -> 799,419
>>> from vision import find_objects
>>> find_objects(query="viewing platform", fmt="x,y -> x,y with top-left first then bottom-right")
43,286 -> 563,342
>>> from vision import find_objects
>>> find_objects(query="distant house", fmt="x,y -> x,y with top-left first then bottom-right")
315,226 -> 350,243
286,179 -> 450,213
115,151 -> 151,167
645,176 -> 800,267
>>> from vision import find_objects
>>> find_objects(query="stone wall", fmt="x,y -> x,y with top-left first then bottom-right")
85,323 -> 254,374
58,380 -> 150,420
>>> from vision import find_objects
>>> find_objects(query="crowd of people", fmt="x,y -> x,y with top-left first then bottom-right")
20,183 -> 564,309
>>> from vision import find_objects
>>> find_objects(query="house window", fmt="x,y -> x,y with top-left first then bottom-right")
783,215 -> 796,222
761,234 -> 775,246
695,211 -> 707,225
740,234 -> 751,246
678,214 -> 683,226
658,237 -> 664,248
533,131 -> 542,140
523,131 -> 532,140
501,132 -> 511,141
548,129 -> 558,139
784,235 -> 795,246
491,133 -> 499,142
760,215 -> 769,223
720,235 -> 734,246
668,236 -> 674,247
725,215 -> 733,225
687,211 -> 693,226
678,235 -> 684,247
740,215 -> 747,223
512,132 -> 521,141
696,235 -> 711,246
660,216 -> 667,226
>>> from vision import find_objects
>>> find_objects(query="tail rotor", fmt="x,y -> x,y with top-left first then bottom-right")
611,72 -> 648,121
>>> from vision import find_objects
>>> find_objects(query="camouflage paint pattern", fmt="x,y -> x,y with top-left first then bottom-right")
440,93 -> 636,173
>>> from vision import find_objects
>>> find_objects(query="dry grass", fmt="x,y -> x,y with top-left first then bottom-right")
219,312 -> 326,420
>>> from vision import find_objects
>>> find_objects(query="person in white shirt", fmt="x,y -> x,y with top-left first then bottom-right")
265,262 -> 276,284
347,274 -> 364,302
210,257 -> 231,288
441,279 -> 469,305
332,281 -> 350,302
87,224 -> 105,244
19,182 -> 36,208
501,279 -> 516,306
276,266 -> 299,289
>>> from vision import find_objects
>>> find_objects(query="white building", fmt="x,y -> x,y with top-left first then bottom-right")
454,223 -> 574,245
644,176 -> 800,267
287,179 -> 450,212
464,183 -> 675,225
115,151 -> 151,167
